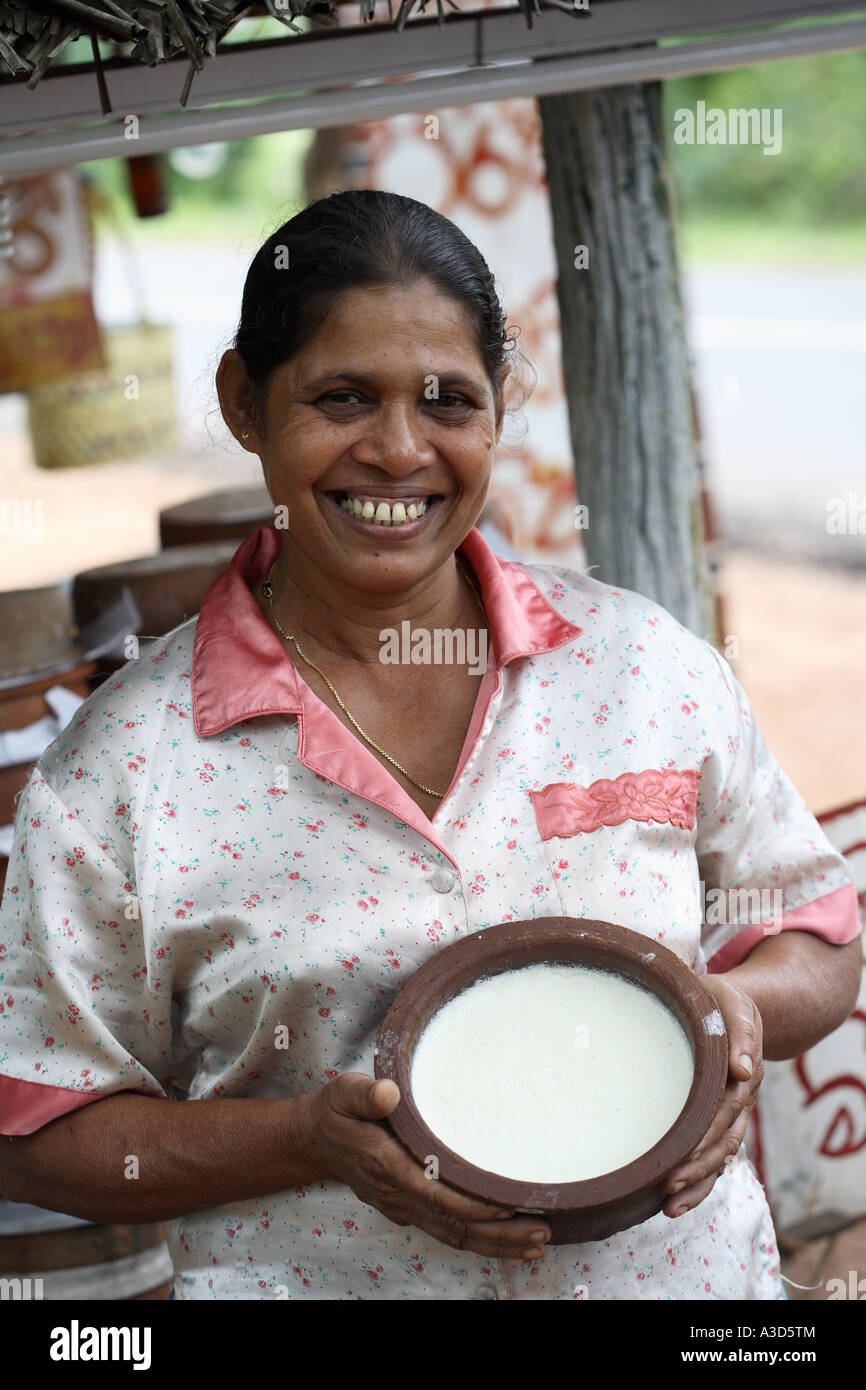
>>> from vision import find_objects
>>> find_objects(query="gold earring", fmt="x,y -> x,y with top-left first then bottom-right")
241,431 -> 250,441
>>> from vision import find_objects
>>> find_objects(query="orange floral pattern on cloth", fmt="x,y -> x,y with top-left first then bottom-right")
529,768 -> 703,839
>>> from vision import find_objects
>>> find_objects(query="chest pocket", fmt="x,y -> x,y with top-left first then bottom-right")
529,770 -> 703,961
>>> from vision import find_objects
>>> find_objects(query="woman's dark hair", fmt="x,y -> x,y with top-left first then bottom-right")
234,189 -> 528,427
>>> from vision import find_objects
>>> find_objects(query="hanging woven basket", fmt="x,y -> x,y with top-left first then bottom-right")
25,181 -> 178,469
26,320 -> 177,469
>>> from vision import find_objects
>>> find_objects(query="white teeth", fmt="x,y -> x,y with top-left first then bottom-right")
338,495 -> 429,525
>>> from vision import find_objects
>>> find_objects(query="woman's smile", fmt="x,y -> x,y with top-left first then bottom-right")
324,488 -> 446,537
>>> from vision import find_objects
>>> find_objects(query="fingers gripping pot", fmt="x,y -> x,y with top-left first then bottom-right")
374,918 -> 728,1245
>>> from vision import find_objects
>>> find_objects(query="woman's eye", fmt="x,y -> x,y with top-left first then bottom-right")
316,391 -> 476,412
319,391 -> 364,406
429,394 -> 476,414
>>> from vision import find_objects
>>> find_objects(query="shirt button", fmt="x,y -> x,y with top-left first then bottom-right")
430,866 -> 456,893
474,1282 -> 499,1300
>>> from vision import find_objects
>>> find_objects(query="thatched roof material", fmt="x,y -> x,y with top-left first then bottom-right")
0,0 -> 542,98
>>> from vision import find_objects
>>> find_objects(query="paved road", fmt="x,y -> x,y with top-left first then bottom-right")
682,265 -> 866,565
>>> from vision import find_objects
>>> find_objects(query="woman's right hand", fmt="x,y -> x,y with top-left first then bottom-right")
303,1072 -> 551,1261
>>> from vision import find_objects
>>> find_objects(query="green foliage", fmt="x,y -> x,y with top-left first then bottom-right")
81,46 -> 865,257
663,48 -> 866,225
82,129 -> 314,243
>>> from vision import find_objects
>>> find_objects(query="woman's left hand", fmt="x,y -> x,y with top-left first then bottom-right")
661,973 -> 764,1220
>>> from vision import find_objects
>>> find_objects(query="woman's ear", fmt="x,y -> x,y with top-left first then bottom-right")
216,349 -> 264,452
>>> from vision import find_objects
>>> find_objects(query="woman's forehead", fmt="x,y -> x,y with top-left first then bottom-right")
274,288 -> 488,383
317,282 -> 478,341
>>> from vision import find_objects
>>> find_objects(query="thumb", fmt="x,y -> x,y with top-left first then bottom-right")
331,1071 -> 401,1120
725,1001 -> 759,1082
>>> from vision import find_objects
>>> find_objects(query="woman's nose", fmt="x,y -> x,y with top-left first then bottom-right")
355,403 -> 437,472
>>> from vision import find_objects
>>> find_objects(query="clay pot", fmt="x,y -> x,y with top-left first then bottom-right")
0,586 -> 100,905
0,583 -> 93,692
0,1201 -> 172,1299
374,917 -> 728,1245
159,486 -> 273,549
72,541 -> 239,653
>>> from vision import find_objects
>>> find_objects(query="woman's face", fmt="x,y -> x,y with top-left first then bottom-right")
224,279 -> 508,600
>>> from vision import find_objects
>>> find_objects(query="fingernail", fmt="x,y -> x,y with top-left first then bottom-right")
529,1229 -> 549,1243
673,1205 -> 689,1217
738,1053 -> 753,1077
523,1246 -> 545,1260
669,1179 -> 687,1193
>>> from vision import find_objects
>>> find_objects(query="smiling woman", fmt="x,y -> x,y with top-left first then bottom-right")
215,191 -> 530,818
0,191 -> 860,1304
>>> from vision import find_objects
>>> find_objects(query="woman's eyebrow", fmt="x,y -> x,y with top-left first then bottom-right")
302,369 -> 489,395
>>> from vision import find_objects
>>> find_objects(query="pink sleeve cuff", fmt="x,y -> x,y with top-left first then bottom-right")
706,880 -> 863,973
0,1072 -> 164,1136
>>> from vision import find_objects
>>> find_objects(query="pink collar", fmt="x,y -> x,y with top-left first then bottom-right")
192,524 -> 581,738
191,524 -> 583,847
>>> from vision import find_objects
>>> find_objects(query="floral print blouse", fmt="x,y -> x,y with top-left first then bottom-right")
0,524 -> 859,1300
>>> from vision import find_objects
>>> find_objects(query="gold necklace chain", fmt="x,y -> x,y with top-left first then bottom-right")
261,553 -> 488,799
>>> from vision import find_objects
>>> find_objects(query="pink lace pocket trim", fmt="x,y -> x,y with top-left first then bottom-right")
530,768 -> 702,839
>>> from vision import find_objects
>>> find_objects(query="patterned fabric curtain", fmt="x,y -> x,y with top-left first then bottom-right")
0,167 -> 104,393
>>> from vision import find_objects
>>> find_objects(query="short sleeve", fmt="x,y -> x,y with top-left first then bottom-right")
0,768 -> 171,1135
695,645 -> 861,972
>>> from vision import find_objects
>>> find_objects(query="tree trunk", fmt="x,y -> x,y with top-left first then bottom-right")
539,82 -> 715,640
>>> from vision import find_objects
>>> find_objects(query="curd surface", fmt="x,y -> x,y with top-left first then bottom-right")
410,962 -> 695,1183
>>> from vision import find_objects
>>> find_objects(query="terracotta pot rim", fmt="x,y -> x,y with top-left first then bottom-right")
73,538 -> 240,583
374,917 -> 728,1215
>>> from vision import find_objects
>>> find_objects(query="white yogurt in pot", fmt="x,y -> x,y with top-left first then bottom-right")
410,962 -> 695,1184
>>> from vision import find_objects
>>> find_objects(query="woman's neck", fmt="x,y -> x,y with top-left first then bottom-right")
256,545 -> 486,669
